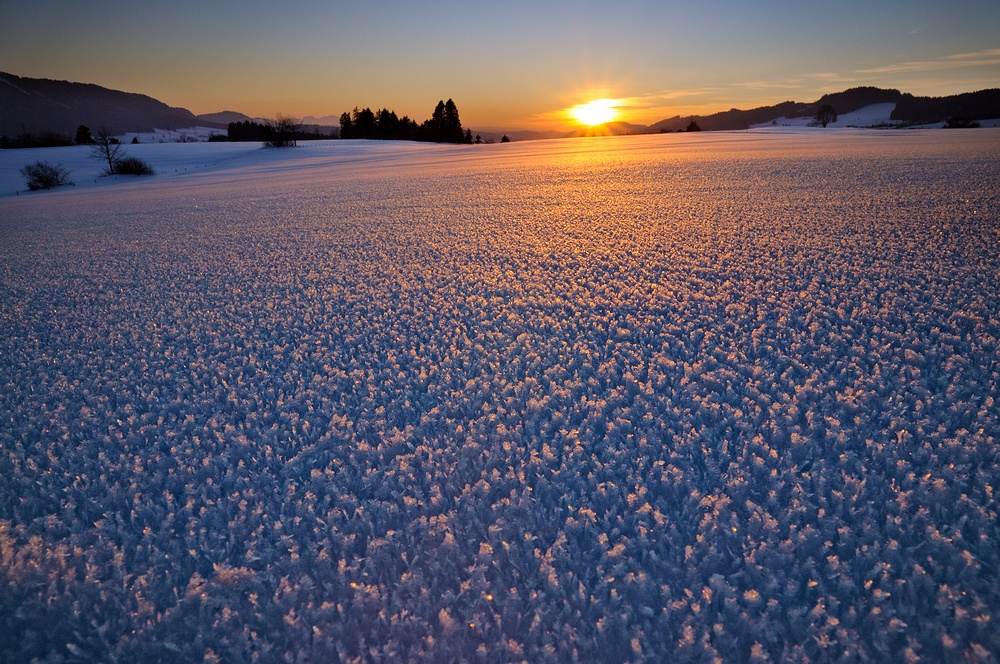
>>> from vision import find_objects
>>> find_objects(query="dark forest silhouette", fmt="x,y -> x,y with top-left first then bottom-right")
340,99 -> 473,143
224,99 -> 474,145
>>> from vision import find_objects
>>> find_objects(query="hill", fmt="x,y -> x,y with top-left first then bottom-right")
0,72 -> 226,139
195,110 -> 253,126
649,101 -> 808,133
644,87 -> 1000,133
892,88 -> 1000,124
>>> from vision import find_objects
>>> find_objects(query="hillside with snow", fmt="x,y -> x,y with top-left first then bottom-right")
754,103 -> 898,128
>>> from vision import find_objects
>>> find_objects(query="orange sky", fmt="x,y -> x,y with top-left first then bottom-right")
2,1 -> 997,131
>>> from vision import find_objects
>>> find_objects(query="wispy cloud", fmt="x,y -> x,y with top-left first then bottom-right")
858,48 -> 1000,74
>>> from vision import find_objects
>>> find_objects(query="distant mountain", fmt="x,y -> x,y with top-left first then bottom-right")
196,110 -> 253,125
638,87 -> 1000,133
649,101 -> 809,133
301,114 -> 344,126
0,72 -> 227,138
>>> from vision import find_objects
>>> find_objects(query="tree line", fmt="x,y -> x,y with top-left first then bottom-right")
340,99 -> 473,143
224,99 -> 474,145
225,116 -> 326,145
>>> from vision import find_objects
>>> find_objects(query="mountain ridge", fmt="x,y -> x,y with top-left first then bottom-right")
643,87 -> 1000,133
2,72 -> 998,140
0,72 -> 230,137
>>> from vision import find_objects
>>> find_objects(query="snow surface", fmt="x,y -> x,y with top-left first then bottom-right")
753,102 -> 900,128
2,130 -> 999,661
118,125 -> 227,144
4,125 -> 1000,197
0,138 -> 465,198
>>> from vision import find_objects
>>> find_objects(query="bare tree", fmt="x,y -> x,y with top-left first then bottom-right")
91,127 -> 124,174
814,104 -> 838,128
264,114 -> 301,148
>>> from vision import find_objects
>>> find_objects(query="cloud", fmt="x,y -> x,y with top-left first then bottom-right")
858,48 -> 1000,75
612,88 -> 733,113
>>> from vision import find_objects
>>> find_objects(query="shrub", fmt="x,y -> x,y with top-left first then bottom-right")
76,125 -> 93,145
263,114 -> 300,148
20,161 -> 73,190
944,116 -> 980,129
113,156 -> 155,176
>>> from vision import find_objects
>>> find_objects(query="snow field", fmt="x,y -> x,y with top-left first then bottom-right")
1,130 -> 999,661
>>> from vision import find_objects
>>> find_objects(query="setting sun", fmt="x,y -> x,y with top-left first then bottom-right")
570,99 -> 619,126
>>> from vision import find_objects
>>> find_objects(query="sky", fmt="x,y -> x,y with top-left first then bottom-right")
1,0 -> 997,131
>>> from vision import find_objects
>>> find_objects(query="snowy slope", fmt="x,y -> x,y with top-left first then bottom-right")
6,127 -> 1000,199
0,139 -> 475,198
753,102 -> 899,129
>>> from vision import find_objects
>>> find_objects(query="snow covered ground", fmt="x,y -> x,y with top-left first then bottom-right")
0,138 -> 494,198
118,125 -> 227,144
2,130 -> 999,661
3,125 -> 1000,197
5,123 -> 1000,199
753,102 -> 900,128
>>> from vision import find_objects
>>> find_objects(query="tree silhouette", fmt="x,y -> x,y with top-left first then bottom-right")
420,99 -> 470,143
339,112 -> 354,139
340,107 -> 417,140
444,99 -> 464,143
339,99 -> 470,143
264,114 -> 300,147
815,104 -> 837,128
75,125 -> 93,145
354,108 -> 377,139
90,127 -> 123,174
424,100 -> 448,142
228,120 -> 272,142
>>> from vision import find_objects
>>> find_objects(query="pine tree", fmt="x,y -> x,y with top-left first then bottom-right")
75,125 -> 93,145
444,99 -> 463,143
339,112 -> 354,139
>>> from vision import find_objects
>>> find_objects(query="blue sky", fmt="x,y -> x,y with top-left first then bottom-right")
1,0 -> 997,129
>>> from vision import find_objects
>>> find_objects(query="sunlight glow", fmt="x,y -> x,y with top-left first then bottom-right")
570,99 -> 619,126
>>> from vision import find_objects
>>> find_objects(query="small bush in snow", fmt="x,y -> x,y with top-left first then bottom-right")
263,114 -> 300,148
113,156 -> 155,176
20,161 -> 73,190
944,116 -> 980,129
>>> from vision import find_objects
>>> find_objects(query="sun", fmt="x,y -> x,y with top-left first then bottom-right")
570,99 -> 619,126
